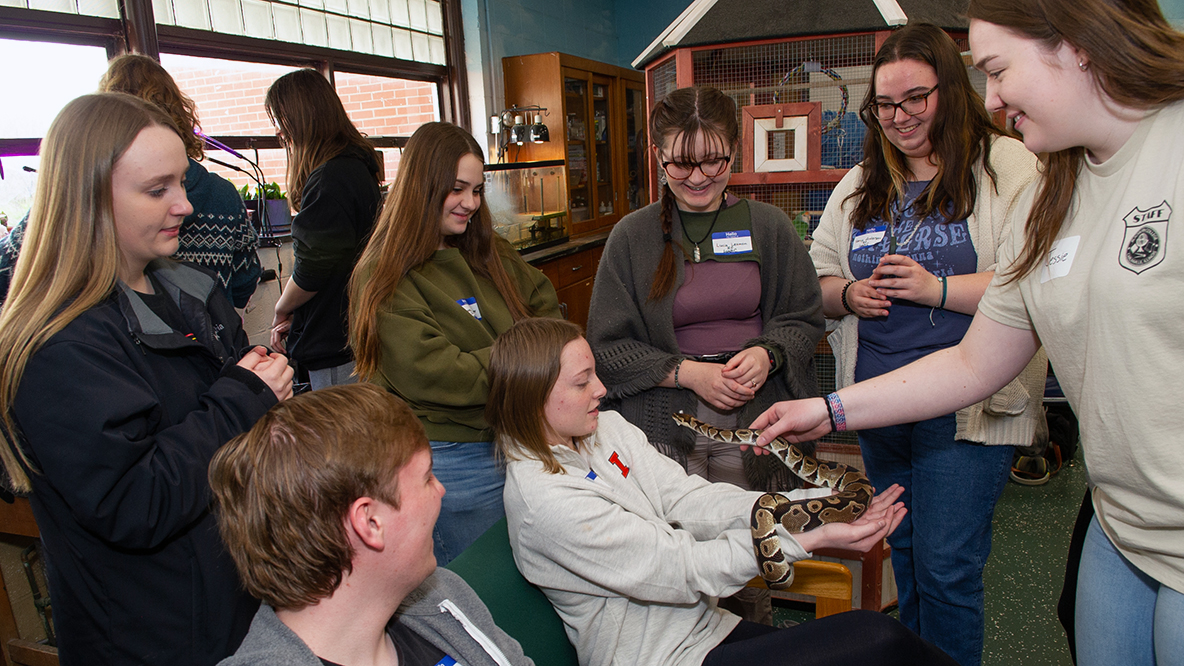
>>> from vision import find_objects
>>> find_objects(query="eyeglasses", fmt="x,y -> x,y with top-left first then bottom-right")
866,86 -> 938,121
659,154 -> 732,180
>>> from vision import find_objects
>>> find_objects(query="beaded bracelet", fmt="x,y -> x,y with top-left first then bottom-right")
674,360 -> 684,389
824,392 -> 848,432
840,280 -> 857,315
938,276 -> 948,309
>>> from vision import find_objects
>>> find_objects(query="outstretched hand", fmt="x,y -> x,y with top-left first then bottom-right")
793,484 -> 907,553
744,398 -> 832,450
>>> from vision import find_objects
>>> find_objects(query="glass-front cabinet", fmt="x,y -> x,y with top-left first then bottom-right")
563,70 -> 617,230
502,52 -> 648,237
623,81 -> 647,214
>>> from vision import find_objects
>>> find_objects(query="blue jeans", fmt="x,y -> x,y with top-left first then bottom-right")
1076,515 -> 1184,666
429,440 -> 505,566
858,414 -> 1013,666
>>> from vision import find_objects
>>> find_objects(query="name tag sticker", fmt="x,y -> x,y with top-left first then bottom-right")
1039,236 -> 1081,283
456,297 -> 482,320
852,225 -> 887,250
711,230 -> 753,255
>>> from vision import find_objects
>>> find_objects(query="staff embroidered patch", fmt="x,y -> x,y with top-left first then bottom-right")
1119,201 -> 1170,274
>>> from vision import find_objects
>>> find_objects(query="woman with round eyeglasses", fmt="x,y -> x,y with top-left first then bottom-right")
587,86 -> 824,514
805,23 -> 1045,666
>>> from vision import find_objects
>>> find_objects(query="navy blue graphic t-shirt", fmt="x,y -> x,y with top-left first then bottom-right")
850,181 -> 977,382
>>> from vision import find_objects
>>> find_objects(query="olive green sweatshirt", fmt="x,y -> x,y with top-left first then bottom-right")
374,239 -> 560,441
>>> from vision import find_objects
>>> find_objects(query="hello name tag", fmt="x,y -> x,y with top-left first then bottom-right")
852,225 -> 887,250
456,296 -> 482,320
1039,236 -> 1080,283
712,230 -> 753,255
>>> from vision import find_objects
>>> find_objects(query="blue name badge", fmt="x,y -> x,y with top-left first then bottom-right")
435,657 -> 458,666
585,469 -> 598,481
456,297 -> 482,320
711,230 -> 753,255
852,225 -> 887,251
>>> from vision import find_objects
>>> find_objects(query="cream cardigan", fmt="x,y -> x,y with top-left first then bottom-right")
809,136 -> 1046,446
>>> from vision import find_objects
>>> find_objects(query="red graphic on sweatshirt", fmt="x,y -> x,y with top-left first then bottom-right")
608,451 -> 630,477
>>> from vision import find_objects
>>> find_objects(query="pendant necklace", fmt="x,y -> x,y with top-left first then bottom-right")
887,190 -> 923,255
682,198 -> 726,263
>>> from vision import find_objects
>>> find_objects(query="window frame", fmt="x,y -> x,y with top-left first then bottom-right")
0,0 -> 468,159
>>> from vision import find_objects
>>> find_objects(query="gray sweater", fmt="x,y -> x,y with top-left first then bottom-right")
587,197 -> 824,490
504,411 -> 822,666
218,568 -> 533,666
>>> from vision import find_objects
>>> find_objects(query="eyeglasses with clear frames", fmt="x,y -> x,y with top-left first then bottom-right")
867,85 -> 938,121
659,154 -> 732,180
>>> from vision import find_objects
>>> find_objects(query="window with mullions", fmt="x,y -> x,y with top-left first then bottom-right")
152,0 -> 445,63
0,0 -> 118,19
161,54 -> 298,194
0,38 -> 112,227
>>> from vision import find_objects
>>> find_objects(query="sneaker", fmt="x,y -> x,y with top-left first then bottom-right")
1011,455 -> 1050,485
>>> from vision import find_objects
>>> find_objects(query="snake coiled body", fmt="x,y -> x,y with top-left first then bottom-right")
672,413 -> 873,589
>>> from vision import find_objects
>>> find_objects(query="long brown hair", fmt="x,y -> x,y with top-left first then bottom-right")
968,0 -> 1184,282
99,54 -> 204,160
264,69 -> 380,210
0,93 -> 180,492
848,23 -> 1006,231
209,383 -> 427,611
647,86 -> 739,302
349,122 -> 531,380
487,318 -> 585,474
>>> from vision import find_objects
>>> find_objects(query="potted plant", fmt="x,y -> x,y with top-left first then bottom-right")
239,182 -> 292,236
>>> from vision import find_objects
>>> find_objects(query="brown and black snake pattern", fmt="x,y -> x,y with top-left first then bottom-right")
672,412 -> 873,590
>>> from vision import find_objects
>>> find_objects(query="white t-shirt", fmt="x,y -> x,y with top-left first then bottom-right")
979,101 -> 1184,593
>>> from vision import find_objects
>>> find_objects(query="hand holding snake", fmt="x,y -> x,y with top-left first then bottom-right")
673,413 -> 904,589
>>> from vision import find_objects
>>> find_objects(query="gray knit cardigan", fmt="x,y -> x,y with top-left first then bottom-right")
587,196 -> 824,490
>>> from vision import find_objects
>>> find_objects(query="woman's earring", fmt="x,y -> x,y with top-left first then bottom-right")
1078,59 -> 1088,72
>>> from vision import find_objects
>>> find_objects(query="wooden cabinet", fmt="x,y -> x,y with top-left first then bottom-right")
536,245 -> 604,330
503,53 -> 648,238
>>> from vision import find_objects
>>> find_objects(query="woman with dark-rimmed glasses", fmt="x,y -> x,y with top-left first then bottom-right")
806,23 -> 1045,666
586,85 -> 824,501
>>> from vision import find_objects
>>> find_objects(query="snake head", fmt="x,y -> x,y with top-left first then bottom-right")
671,412 -> 696,428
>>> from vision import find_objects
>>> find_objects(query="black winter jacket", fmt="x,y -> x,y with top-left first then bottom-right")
12,260 -> 276,666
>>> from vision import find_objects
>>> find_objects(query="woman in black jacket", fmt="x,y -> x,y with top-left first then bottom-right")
0,92 -> 293,666
266,69 -> 382,388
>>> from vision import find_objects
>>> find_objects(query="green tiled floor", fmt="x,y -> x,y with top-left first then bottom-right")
982,450 -> 1086,666
772,449 -> 1088,666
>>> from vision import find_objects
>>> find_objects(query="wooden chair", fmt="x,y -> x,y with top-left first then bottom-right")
748,559 -> 854,618
0,497 -> 58,666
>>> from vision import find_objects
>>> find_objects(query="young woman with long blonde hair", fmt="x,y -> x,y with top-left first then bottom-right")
0,92 -> 292,665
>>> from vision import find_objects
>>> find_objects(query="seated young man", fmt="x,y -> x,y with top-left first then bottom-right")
210,383 -> 533,666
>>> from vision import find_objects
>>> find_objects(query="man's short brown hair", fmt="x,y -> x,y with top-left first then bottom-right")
209,383 -> 428,610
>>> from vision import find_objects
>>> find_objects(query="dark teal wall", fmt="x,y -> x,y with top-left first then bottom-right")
612,0 -> 691,67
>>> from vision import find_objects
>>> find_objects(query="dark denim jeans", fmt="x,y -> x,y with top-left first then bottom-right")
428,439 -> 506,566
858,414 -> 1013,666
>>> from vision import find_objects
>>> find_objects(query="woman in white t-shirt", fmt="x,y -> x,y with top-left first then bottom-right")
751,1 -> 1184,664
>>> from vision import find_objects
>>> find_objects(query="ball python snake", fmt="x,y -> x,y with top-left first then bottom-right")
672,412 -> 873,590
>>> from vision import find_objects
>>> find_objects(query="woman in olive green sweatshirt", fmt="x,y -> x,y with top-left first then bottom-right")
350,122 -> 560,565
